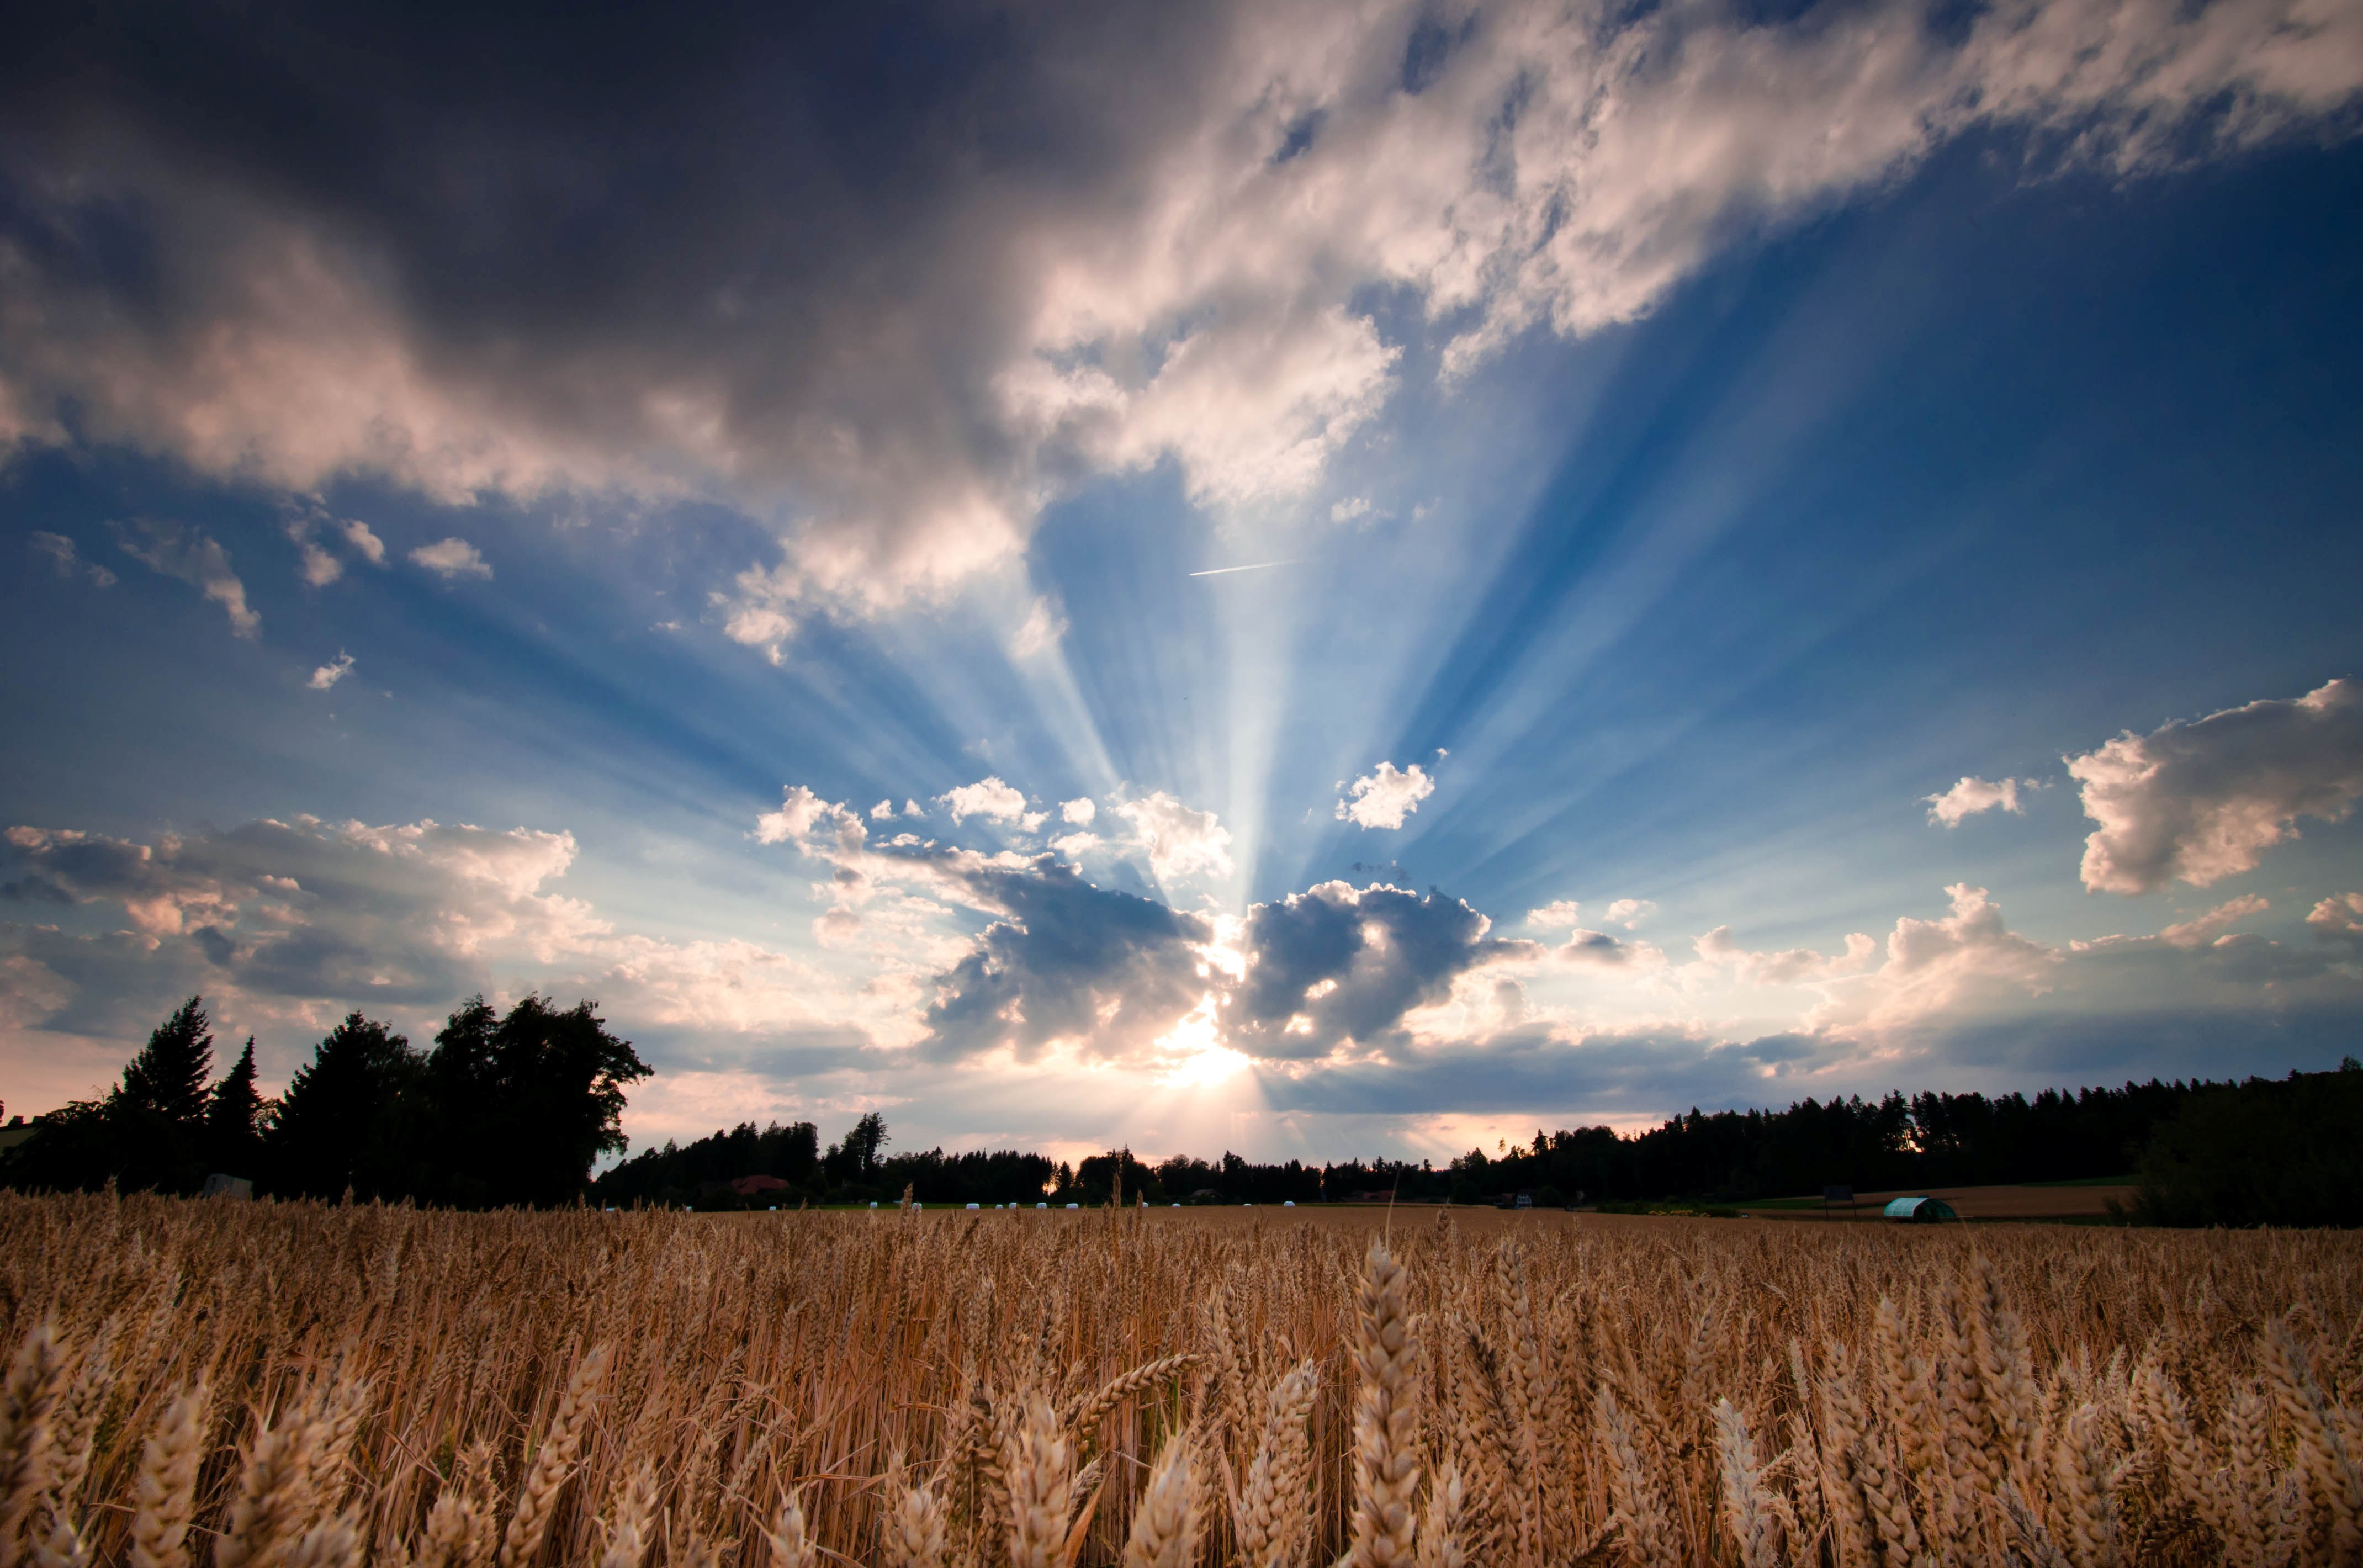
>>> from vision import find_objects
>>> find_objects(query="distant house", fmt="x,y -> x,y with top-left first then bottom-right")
1883,1195 -> 1958,1223
730,1174 -> 791,1198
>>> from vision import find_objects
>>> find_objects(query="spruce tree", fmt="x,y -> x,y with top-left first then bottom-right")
115,997 -> 214,1125
207,1038 -> 267,1173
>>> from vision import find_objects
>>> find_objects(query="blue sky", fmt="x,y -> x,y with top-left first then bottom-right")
4,0 -> 2361,1163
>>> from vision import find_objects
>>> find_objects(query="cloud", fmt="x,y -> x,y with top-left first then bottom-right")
28,532 -> 115,588
1554,928 -> 1665,970
1525,899 -> 1583,931
2309,893 -> 2363,958
1336,761 -> 1435,830
1604,899 -> 1655,928
2159,893 -> 2270,949
939,777 -> 1029,825
1859,883 -> 2059,1029
410,537 -> 493,580
1695,925 -> 1878,986
919,860 -> 1215,1062
306,651 -> 355,691
1225,881 -> 1540,1056
1061,798 -> 1096,827
1010,596 -> 1067,659
1112,792 -> 1234,882
3,0 -> 2352,640
341,519 -> 386,565
2068,679 -> 2363,893
113,521 -> 258,638
1925,776 -> 2036,827
0,815 -> 596,1021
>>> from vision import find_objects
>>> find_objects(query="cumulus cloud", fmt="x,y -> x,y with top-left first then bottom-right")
112,521 -> 259,638
341,518 -> 386,565
1225,882 -> 1540,1056
1525,899 -> 1583,931
2068,679 -> 2363,893
1112,792 -> 1234,882
283,505 -> 387,586
1554,929 -> 1665,969
1860,883 -> 2058,1029
2309,893 -> 2363,957
1925,776 -> 2036,826
1061,798 -> 1096,826
410,537 -> 493,580
939,777 -> 1029,825
29,532 -> 115,588
306,651 -> 355,691
5,0 -> 2353,642
1604,899 -> 1655,928
1336,761 -> 1435,830
919,861 -> 1216,1061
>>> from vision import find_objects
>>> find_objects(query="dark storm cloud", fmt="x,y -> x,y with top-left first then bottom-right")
916,855 -> 1214,1061
1224,881 -> 1541,1057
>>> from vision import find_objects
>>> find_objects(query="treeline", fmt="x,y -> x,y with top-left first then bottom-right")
1,995 -> 648,1207
607,1063 -> 2363,1226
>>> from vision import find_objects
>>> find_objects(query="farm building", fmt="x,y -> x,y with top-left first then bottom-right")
1883,1195 -> 1959,1222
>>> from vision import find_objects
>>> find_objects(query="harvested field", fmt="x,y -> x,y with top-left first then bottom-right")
1,1193 -> 2357,1566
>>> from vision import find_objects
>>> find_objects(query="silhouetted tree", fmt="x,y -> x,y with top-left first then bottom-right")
415,995 -> 650,1207
267,1013 -> 422,1199
116,998 -> 214,1125
206,1037 -> 267,1175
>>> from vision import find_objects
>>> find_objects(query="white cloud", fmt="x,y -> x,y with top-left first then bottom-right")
1925,776 -> 2036,827
1329,496 -> 1372,523
1859,884 -> 2058,1029
938,777 -> 1029,825
1525,899 -> 1583,931
1694,926 -> 1879,987
2159,893 -> 2270,949
1555,929 -> 1665,970
871,800 -> 897,821
306,651 -> 355,691
295,542 -> 343,587
1604,898 -> 1656,928
1010,596 -> 1067,659
1336,761 -> 1436,830
1061,798 -> 1096,826
410,537 -> 494,580
114,521 -> 259,639
1050,831 -> 1100,862
1112,792 -> 1234,882
2068,679 -> 2363,893
341,519 -> 386,565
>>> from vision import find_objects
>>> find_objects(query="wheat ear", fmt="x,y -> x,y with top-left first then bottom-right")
1412,1459 -> 1466,1568
596,1459 -> 660,1568
1343,1237 -> 1419,1568
496,1342 -> 610,1568
1232,1359 -> 1317,1568
129,1380 -> 211,1568
416,1441 -> 499,1568
2260,1318 -> 2363,1560
879,1452 -> 947,1568
1593,1386 -> 1677,1568
1120,1429 -> 1199,1568
760,1487 -> 819,1568
214,1395 -> 330,1568
2048,1403 -> 2117,1568
0,1320 -> 68,1554
1006,1393 -> 1075,1568
1710,1399 -> 1783,1568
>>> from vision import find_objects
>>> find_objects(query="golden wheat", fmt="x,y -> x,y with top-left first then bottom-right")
0,1193 -> 2357,1565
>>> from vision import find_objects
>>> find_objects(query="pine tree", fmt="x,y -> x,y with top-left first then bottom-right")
115,997 -> 214,1125
207,1037 -> 267,1173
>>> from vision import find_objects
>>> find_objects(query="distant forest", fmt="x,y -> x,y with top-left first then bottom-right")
4,995 -> 2357,1225
600,1060 -> 2363,1227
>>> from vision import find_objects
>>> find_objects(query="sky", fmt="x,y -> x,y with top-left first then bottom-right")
3,0 -> 2361,1168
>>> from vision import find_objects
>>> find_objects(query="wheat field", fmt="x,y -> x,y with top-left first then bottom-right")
0,1194 -> 2357,1567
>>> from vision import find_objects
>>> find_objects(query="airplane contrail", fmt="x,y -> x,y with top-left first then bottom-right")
1188,559 -> 1300,578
